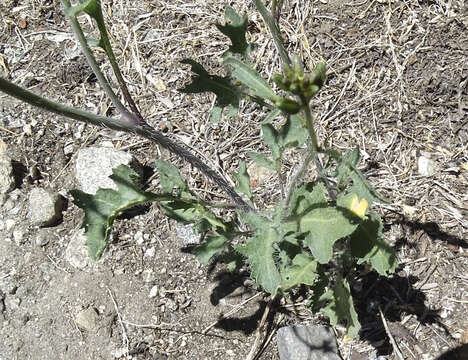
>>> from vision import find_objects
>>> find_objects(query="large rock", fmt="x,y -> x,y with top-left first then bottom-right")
75,147 -> 139,194
28,188 -> 64,227
277,325 -> 342,360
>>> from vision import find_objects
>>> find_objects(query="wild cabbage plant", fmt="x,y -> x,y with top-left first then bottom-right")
0,0 -> 397,338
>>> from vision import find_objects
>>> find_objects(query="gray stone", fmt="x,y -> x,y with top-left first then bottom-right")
176,223 -> 200,246
28,188 -> 64,227
35,231 -> 50,247
0,142 -> 15,195
418,156 -> 437,177
75,147 -> 137,194
277,325 -> 342,360
75,307 -> 99,332
65,229 -> 93,269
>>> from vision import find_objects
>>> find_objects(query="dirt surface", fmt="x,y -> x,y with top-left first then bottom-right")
0,0 -> 467,359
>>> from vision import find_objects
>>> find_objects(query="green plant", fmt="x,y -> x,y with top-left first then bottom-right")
0,0 -> 397,339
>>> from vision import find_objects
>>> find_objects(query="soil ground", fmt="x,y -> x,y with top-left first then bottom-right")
0,0 -> 467,359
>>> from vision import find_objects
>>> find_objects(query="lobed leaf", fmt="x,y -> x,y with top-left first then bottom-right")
71,165 -> 165,260
223,57 -> 276,100
234,161 -> 253,201
300,207 -> 359,263
236,227 -> 282,294
321,277 -> 361,339
248,151 -> 276,170
193,235 -> 229,264
289,182 -> 328,217
350,212 -> 397,276
261,123 -> 281,160
280,253 -> 318,291
277,114 -> 308,149
155,159 -> 187,194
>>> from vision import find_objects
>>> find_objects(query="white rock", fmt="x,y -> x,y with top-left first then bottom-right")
65,229 -> 93,269
176,223 -> 200,246
144,247 -> 156,257
28,188 -> 64,227
75,147 -> 138,194
149,285 -> 159,298
418,156 -> 437,177
75,307 -> 99,333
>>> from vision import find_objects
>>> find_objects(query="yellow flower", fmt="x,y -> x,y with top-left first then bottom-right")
350,195 -> 368,218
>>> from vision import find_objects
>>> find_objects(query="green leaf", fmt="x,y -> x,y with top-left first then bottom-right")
155,159 -> 187,194
248,151 -> 276,170
321,277 -> 361,339
300,207 -> 359,263
262,108 -> 281,124
289,182 -> 327,217
335,147 -> 360,190
179,59 -> 241,123
234,161 -> 253,201
223,57 -> 276,100
71,165 -> 165,260
262,123 -> 281,160
351,212 -> 397,276
194,235 -> 229,264
236,227 -> 282,294
253,0 -> 291,66
349,170 -> 390,205
280,254 -> 318,291
278,114 -> 308,149
331,147 -> 390,205
216,6 -> 253,58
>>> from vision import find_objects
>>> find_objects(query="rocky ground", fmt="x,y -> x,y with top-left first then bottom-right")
0,0 -> 467,360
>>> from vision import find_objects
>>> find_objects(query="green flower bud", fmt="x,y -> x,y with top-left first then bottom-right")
275,97 -> 301,114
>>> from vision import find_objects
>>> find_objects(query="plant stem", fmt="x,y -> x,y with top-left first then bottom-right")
253,0 -> 291,67
0,76 -> 253,212
61,0 -> 141,126
283,101 -> 320,214
93,8 -> 143,120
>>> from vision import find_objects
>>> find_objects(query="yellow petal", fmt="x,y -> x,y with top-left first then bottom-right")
350,196 -> 368,218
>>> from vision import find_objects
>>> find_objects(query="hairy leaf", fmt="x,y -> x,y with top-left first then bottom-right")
321,277 -> 361,339
332,147 -> 390,204
262,108 -> 281,124
194,235 -> 229,264
300,207 -> 359,263
234,161 -> 253,201
280,254 -> 318,291
289,182 -> 327,216
248,151 -> 276,170
335,147 -> 360,190
236,227 -> 282,294
155,159 -> 187,194
278,114 -> 308,149
224,57 -> 276,100
351,212 -> 397,275
71,165 -> 165,260
262,124 -> 281,160
179,59 -> 241,123
216,6 -> 253,58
